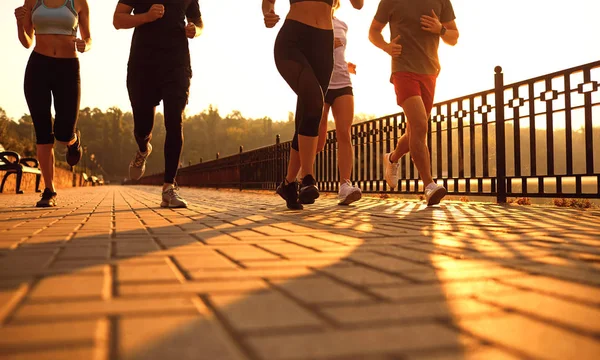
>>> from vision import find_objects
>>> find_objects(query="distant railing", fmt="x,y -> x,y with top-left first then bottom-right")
136,61 -> 600,202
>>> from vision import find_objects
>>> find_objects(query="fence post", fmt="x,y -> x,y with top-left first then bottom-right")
239,145 -> 243,191
275,134 -> 281,185
494,66 -> 507,203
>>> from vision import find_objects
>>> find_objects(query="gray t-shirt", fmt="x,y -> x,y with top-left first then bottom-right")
374,0 -> 455,76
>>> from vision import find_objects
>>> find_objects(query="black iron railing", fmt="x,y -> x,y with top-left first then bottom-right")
136,62 -> 600,202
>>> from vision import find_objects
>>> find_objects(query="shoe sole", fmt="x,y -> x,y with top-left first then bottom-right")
338,190 -> 362,206
160,201 -> 188,208
36,203 -> 56,208
298,186 -> 319,205
427,187 -> 447,206
286,203 -> 304,210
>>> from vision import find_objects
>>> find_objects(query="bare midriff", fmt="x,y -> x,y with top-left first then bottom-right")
34,34 -> 77,59
287,2 -> 333,30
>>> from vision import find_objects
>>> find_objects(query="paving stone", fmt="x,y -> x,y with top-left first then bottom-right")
458,314 -> 600,360
1,186 -> 599,360
323,298 -> 502,325
247,323 -> 475,360
211,290 -> 324,332
476,289 -> 600,334
118,314 -> 247,360
273,276 -> 372,304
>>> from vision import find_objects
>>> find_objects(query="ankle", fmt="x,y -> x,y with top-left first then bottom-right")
162,183 -> 174,191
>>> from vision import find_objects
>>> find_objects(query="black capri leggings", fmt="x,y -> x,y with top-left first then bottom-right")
24,51 -> 80,145
274,20 -> 334,151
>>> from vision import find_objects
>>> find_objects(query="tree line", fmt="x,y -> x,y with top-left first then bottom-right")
1,106 -> 372,180
2,105 -> 595,181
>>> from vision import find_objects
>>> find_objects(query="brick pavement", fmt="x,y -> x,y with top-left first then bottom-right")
0,186 -> 599,360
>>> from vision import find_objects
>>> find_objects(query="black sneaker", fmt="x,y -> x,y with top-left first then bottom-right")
36,188 -> 57,207
276,180 -> 303,210
66,131 -> 82,166
299,174 -> 319,205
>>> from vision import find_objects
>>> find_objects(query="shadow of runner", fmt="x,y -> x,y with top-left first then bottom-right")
0,186 -> 599,360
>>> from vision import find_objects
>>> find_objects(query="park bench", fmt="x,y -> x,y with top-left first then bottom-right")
0,145 -> 42,194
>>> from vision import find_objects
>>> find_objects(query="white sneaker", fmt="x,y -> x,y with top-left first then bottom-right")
424,182 -> 447,206
338,180 -> 362,205
383,153 -> 399,189
129,143 -> 152,180
161,184 -> 188,208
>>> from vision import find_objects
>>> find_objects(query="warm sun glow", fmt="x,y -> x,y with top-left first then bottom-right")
0,0 -> 599,122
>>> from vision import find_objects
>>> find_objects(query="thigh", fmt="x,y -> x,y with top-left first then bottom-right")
162,66 -> 191,119
51,59 -> 81,142
419,75 -> 437,116
127,66 -> 162,108
392,72 -> 422,108
401,96 -> 429,135
331,94 -> 354,137
24,55 -> 53,144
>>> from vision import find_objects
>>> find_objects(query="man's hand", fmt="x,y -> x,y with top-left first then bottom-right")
185,23 -> 198,38
264,10 -> 280,28
14,6 -> 28,25
384,35 -> 402,57
74,38 -> 87,52
348,62 -> 356,75
421,9 -> 442,34
146,4 -> 164,22
334,38 -> 343,49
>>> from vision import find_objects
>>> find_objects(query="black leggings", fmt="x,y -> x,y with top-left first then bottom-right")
127,65 -> 191,184
24,51 -> 80,145
274,20 -> 334,151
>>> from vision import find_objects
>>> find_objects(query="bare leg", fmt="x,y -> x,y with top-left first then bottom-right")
390,124 -> 410,163
36,144 -> 56,192
402,96 -> 434,186
330,95 -> 354,182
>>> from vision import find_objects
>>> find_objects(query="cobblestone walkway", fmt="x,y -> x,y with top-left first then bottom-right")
1,186 -> 599,360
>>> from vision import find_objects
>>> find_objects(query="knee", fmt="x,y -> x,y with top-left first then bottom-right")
337,129 -> 352,144
35,136 -> 54,146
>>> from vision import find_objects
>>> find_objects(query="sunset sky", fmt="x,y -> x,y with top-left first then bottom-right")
0,0 -> 599,122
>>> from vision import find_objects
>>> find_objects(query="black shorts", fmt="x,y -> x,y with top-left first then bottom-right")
324,86 -> 353,105
127,64 -> 192,108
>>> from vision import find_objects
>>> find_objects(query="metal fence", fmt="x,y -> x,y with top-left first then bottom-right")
136,62 -> 600,202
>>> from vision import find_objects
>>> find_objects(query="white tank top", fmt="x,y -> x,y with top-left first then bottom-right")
328,17 -> 352,90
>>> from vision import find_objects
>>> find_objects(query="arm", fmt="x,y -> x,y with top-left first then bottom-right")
420,9 -> 459,46
185,0 -> 203,38
15,0 -> 34,49
348,0 -> 364,10
75,0 -> 92,52
368,19 -> 402,57
440,20 -> 459,46
262,0 -> 275,15
113,3 -> 163,30
262,0 -> 280,28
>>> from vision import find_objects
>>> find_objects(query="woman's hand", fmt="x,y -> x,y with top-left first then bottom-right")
74,38 -> 87,53
14,6 -> 28,26
264,10 -> 280,28
348,62 -> 356,75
